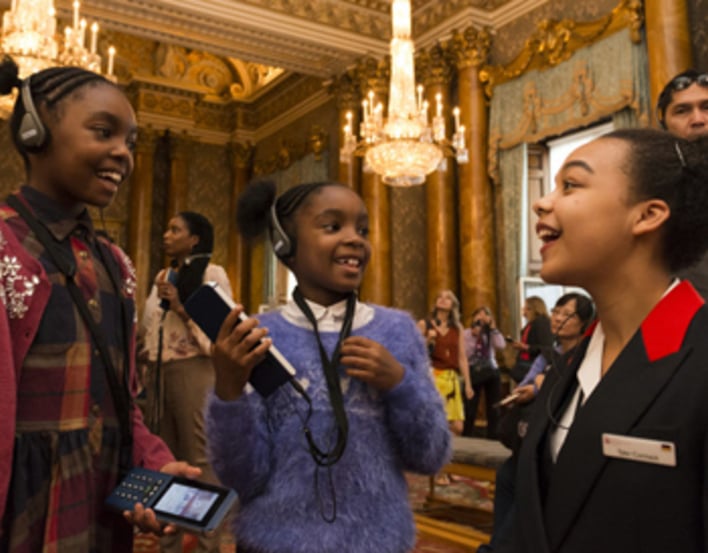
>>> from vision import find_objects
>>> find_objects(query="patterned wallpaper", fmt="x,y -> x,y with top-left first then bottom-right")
489,0 -> 621,65
390,185 -> 428,319
186,141 -> 232,268
689,0 -> 708,69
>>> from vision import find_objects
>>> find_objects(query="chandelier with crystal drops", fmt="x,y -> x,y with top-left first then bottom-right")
340,0 -> 468,187
0,0 -> 116,117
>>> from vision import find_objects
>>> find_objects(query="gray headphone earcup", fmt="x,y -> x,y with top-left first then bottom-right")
18,110 -> 47,150
17,77 -> 48,152
272,226 -> 293,257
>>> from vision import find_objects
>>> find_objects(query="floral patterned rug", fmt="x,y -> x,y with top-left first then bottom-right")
133,472 -> 490,553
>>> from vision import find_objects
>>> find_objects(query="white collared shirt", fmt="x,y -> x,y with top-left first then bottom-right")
280,296 -> 375,332
549,279 -> 680,461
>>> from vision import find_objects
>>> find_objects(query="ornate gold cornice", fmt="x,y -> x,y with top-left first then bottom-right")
479,0 -> 643,97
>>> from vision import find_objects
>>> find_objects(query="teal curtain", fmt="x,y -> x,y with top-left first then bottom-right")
488,28 -> 650,183
497,144 -> 527,335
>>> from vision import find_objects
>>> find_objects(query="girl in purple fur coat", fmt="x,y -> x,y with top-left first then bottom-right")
205,181 -> 451,553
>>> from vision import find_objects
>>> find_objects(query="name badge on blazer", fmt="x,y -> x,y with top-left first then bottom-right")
601,433 -> 677,467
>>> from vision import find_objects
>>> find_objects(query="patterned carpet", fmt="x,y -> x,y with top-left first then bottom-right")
133,473 -> 489,553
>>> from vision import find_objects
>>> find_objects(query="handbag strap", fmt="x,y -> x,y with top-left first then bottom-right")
7,194 -> 133,476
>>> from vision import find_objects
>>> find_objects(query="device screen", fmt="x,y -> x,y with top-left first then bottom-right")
153,482 -> 220,523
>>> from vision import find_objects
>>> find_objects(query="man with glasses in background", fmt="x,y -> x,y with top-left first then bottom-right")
656,69 -> 708,298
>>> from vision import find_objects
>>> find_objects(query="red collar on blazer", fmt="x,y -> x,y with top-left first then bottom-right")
641,280 -> 704,362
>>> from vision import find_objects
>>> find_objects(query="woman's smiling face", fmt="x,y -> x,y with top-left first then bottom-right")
533,137 -> 642,289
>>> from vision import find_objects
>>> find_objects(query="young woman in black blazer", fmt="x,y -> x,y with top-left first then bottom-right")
504,129 -> 708,553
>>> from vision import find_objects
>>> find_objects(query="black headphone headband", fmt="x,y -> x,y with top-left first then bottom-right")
18,76 -> 48,151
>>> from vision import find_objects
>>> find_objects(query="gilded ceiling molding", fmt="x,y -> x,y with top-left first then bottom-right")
227,59 -> 285,102
479,0 -> 643,97
155,45 -> 284,103
156,45 -> 235,98
447,26 -> 492,69
223,0 -> 391,40
414,0 -> 512,35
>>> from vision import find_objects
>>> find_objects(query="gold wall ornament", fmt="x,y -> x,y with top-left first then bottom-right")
228,59 -> 284,101
308,126 -> 328,161
253,138 -> 295,175
479,0 -> 644,97
230,141 -> 255,171
156,45 -> 234,98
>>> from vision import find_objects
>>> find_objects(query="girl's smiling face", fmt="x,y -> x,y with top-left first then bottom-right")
287,185 -> 371,306
532,137 -> 644,289
29,82 -> 136,211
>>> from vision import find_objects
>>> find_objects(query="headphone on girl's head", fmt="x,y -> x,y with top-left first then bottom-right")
270,202 -> 295,258
17,76 -> 49,152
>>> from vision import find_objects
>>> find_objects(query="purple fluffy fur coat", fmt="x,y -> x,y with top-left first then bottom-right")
206,304 -> 451,553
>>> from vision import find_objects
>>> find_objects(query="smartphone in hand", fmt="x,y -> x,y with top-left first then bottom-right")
106,467 -> 236,533
183,282 -> 296,397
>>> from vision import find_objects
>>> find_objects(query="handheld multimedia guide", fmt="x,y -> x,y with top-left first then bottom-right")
106,467 -> 237,533
183,282 -> 296,396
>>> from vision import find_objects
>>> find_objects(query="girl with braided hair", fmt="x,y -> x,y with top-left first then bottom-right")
205,180 -> 450,553
0,57 -> 198,551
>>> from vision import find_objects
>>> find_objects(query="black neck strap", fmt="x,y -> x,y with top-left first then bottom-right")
292,287 -> 356,467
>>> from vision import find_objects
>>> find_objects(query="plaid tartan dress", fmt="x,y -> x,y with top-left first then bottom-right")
0,187 -> 173,553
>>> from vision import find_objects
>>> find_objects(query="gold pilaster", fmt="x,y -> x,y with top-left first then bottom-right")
418,43 -> 457,307
228,141 -> 254,306
358,58 -> 392,305
360,172 -> 391,305
644,0 -> 693,122
166,131 -> 191,218
449,27 -> 496,317
128,127 -> 158,316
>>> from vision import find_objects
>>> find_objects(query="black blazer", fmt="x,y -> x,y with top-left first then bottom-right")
510,281 -> 708,553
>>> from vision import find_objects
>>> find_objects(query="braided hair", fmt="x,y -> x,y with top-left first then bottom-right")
0,56 -> 116,162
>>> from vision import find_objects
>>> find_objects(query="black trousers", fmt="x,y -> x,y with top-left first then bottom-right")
463,373 -> 502,438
